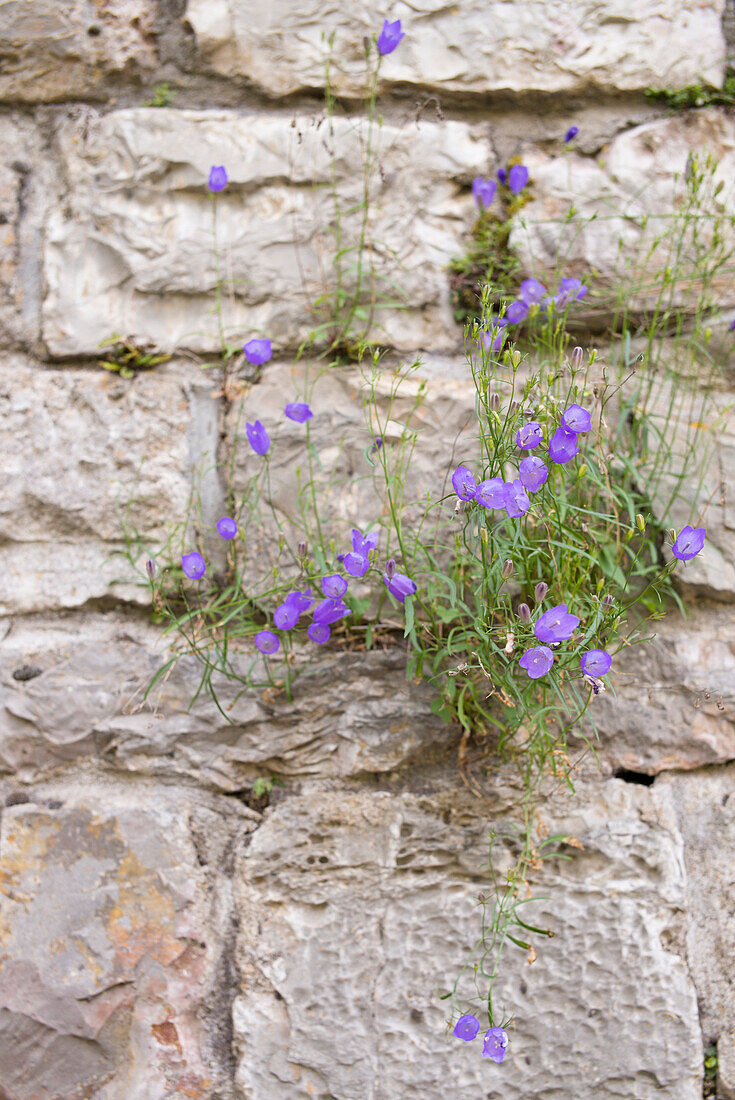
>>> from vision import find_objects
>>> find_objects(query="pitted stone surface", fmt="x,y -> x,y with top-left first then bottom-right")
185,0 -> 725,99
43,108 -> 486,356
510,109 -> 735,314
0,614 -> 455,786
0,777 -> 255,1099
0,360 -> 220,613
233,780 -> 702,1099
0,0 -> 156,102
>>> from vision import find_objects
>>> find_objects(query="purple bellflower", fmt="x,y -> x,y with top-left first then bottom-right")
729,318 -> 735,331
208,166 -> 228,193
343,552 -> 370,577
472,177 -> 496,209
254,630 -> 280,655
516,421 -> 543,449
561,404 -> 592,433
182,551 -> 206,579
565,126 -> 579,143
313,598 -> 351,625
671,526 -> 706,561
352,529 -> 379,555
557,277 -> 588,304
243,338 -> 272,366
534,603 -> 580,643
216,516 -> 238,539
580,649 -> 612,676
452,465 -> 477,501
505,300 -> 529,325
519,455 -> 548,493
377,18 -> 405,54
504,479 -> 530,517
453,1015 -> 480,1042
519,278 -> 546,305
519,645 -> 554,679
548,426 -> 579,464
483,324 -> 508,353
322,574 -> 348,599
482,1027 -> 509,1063
508,165 -> 529,194
273,602 -> 300,631
384,571 -> 417,603
308,622 -> 330,644
284,589 -> 314,615
285,402 -> 313,423
246,419 -> 270,455
475,477 -> 506,509
497,167 -> 507,184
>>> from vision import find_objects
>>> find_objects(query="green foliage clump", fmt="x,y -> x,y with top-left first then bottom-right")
645,68 -> 735,110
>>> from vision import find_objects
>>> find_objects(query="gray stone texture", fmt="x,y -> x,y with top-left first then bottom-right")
185,0 -> 726,98
43,108 -> 487,357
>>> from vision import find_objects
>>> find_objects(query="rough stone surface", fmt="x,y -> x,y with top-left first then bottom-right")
233,779 -> 702,1099
43,108 -> 486,356
656,765 -> 735,1100
0,114 -> 46,348
510,109 -> 735,314
0,612 -> 456,787
185,0 -> 726,98
0,359 -> 221,614
0,0 -> 157,102
0,774 -> 256,1099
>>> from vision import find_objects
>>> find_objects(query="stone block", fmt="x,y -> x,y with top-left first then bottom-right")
43,108 -> 487,356
185,0 -> 725,99
0,114 -> 45,347
0,359 -> 221,614
0,776 -> 255,1099
0,0 -> 157,102
233,779 -> 703,1098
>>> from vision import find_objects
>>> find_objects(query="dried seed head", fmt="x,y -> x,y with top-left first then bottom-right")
504,632 -> 515,654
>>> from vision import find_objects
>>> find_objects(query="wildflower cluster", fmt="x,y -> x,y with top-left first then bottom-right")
453,1015 -> 508,1063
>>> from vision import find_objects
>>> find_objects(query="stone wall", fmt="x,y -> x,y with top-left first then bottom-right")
1,2 -> 734,1098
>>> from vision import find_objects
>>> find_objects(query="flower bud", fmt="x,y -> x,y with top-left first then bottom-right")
480,527 -> 488,544
602,594 -> 615,608
145,559 -> 157,580
571,346 -> 584,370
385,558 -> 397,579
501,558 -> 514,578
297,541 -> 307,558
534,581 -> 548,602
635,514 -> 646,533
509,400 -> 521,414
490,391 -> 500,411
577,464 -> 587,480
518,602 -> 531,624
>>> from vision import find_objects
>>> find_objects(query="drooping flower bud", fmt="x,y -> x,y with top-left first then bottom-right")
146,558 -> 157,580
518,602 -> 531,624
297,541 -> 307,558
502,559 -> 514,578
602,594 -> 615,608
534,581 -> 548,602
490,391 -> 500,411
385,558 -> 397,579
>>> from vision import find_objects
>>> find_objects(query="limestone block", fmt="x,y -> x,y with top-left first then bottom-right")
656,766 -> 735,1098
0,613 -> 455,786
43,108 -> 487,356
234,779 -> 703,1099
0,359 -> 221,614
0,0 -> 157,102
0,776 -> 255,1099
510,110 -> 735,314
185,0 -> 725,99
0,114 -> 45,347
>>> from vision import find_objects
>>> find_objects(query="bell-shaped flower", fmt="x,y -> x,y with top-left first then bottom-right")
453,1014 -> 480,1041
519,645 -> 554,678
452,465 -> 477,501
273,602 -> 300,631
508,165 -> 529,194
519,278 -> 546,305
284,402 -> 313,423
505,300 -> 529,324
483,324 -> 507,353
672,526 -> 706,561
565,126 -> 579,143
557,277 -> 587,305
516,421 -> 543,449
216,516 -> 238,539
377,18 -> 405,54
534,603 -> 579,643
182,551 -> 206,579
243,338 -> 272,366
322,574 -> 348,599
284,588 -> 314,615
580,649 -> 612,676
482,1027 -> 509,1062
561,404 -> 592,433
519,456 -> 548,493
548,426 -> 579,464
504,479 -> 530,518
246,419 -> 270,455
344,552 -> 370,577
351,528 -> 379,555
208,166 -> 228,193
254,630 -> 280,655
313,598 -> 351,625
308,623 -> 330,644
497,167 -> 507,184
472,177 -> 496,209
475,478 -> 506,509
383,571 -> 417,603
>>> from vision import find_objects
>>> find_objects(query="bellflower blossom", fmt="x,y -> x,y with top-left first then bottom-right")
452,465 -> 477,501
322,574 -> 348,599
548,426 -> 579,463
671,526 -> 706,561
482,1027 -> 509,1063
243,338 -> 272,366
557,277 -> 588,305
497,167 -> 507,184
519,455 -> 548,493
516,421 -> 543,449
475,477 -> 506,509
352,529 -> 379,556
580,650 -> 612,677
483,324 -> 508,353
343,552 -> 370,577
504,479 -> 530,517
561,404 -> 592,433
534,603 -> 580,643
273,602 -> 300,630
384,571 -> 417,603
565,126 -> 579,142
246,419 -> 270,455
505,300 -> 529,324
519,645 -> 554,679
216,516 -> 238,539
181,551 -> 206,579
208,165 -> 228,193
284,589 -> 314,615
472,177 -> 496,209
313,598 -> 351,625
284,402 -> 313,423
508,165 -> 529,194
729,318 -> 735,331
453,1015 -> 480,1042
519,278 -> 546,305
308,623 -> 330,644
254,630 -> 280,655
377,18 -> 405,54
